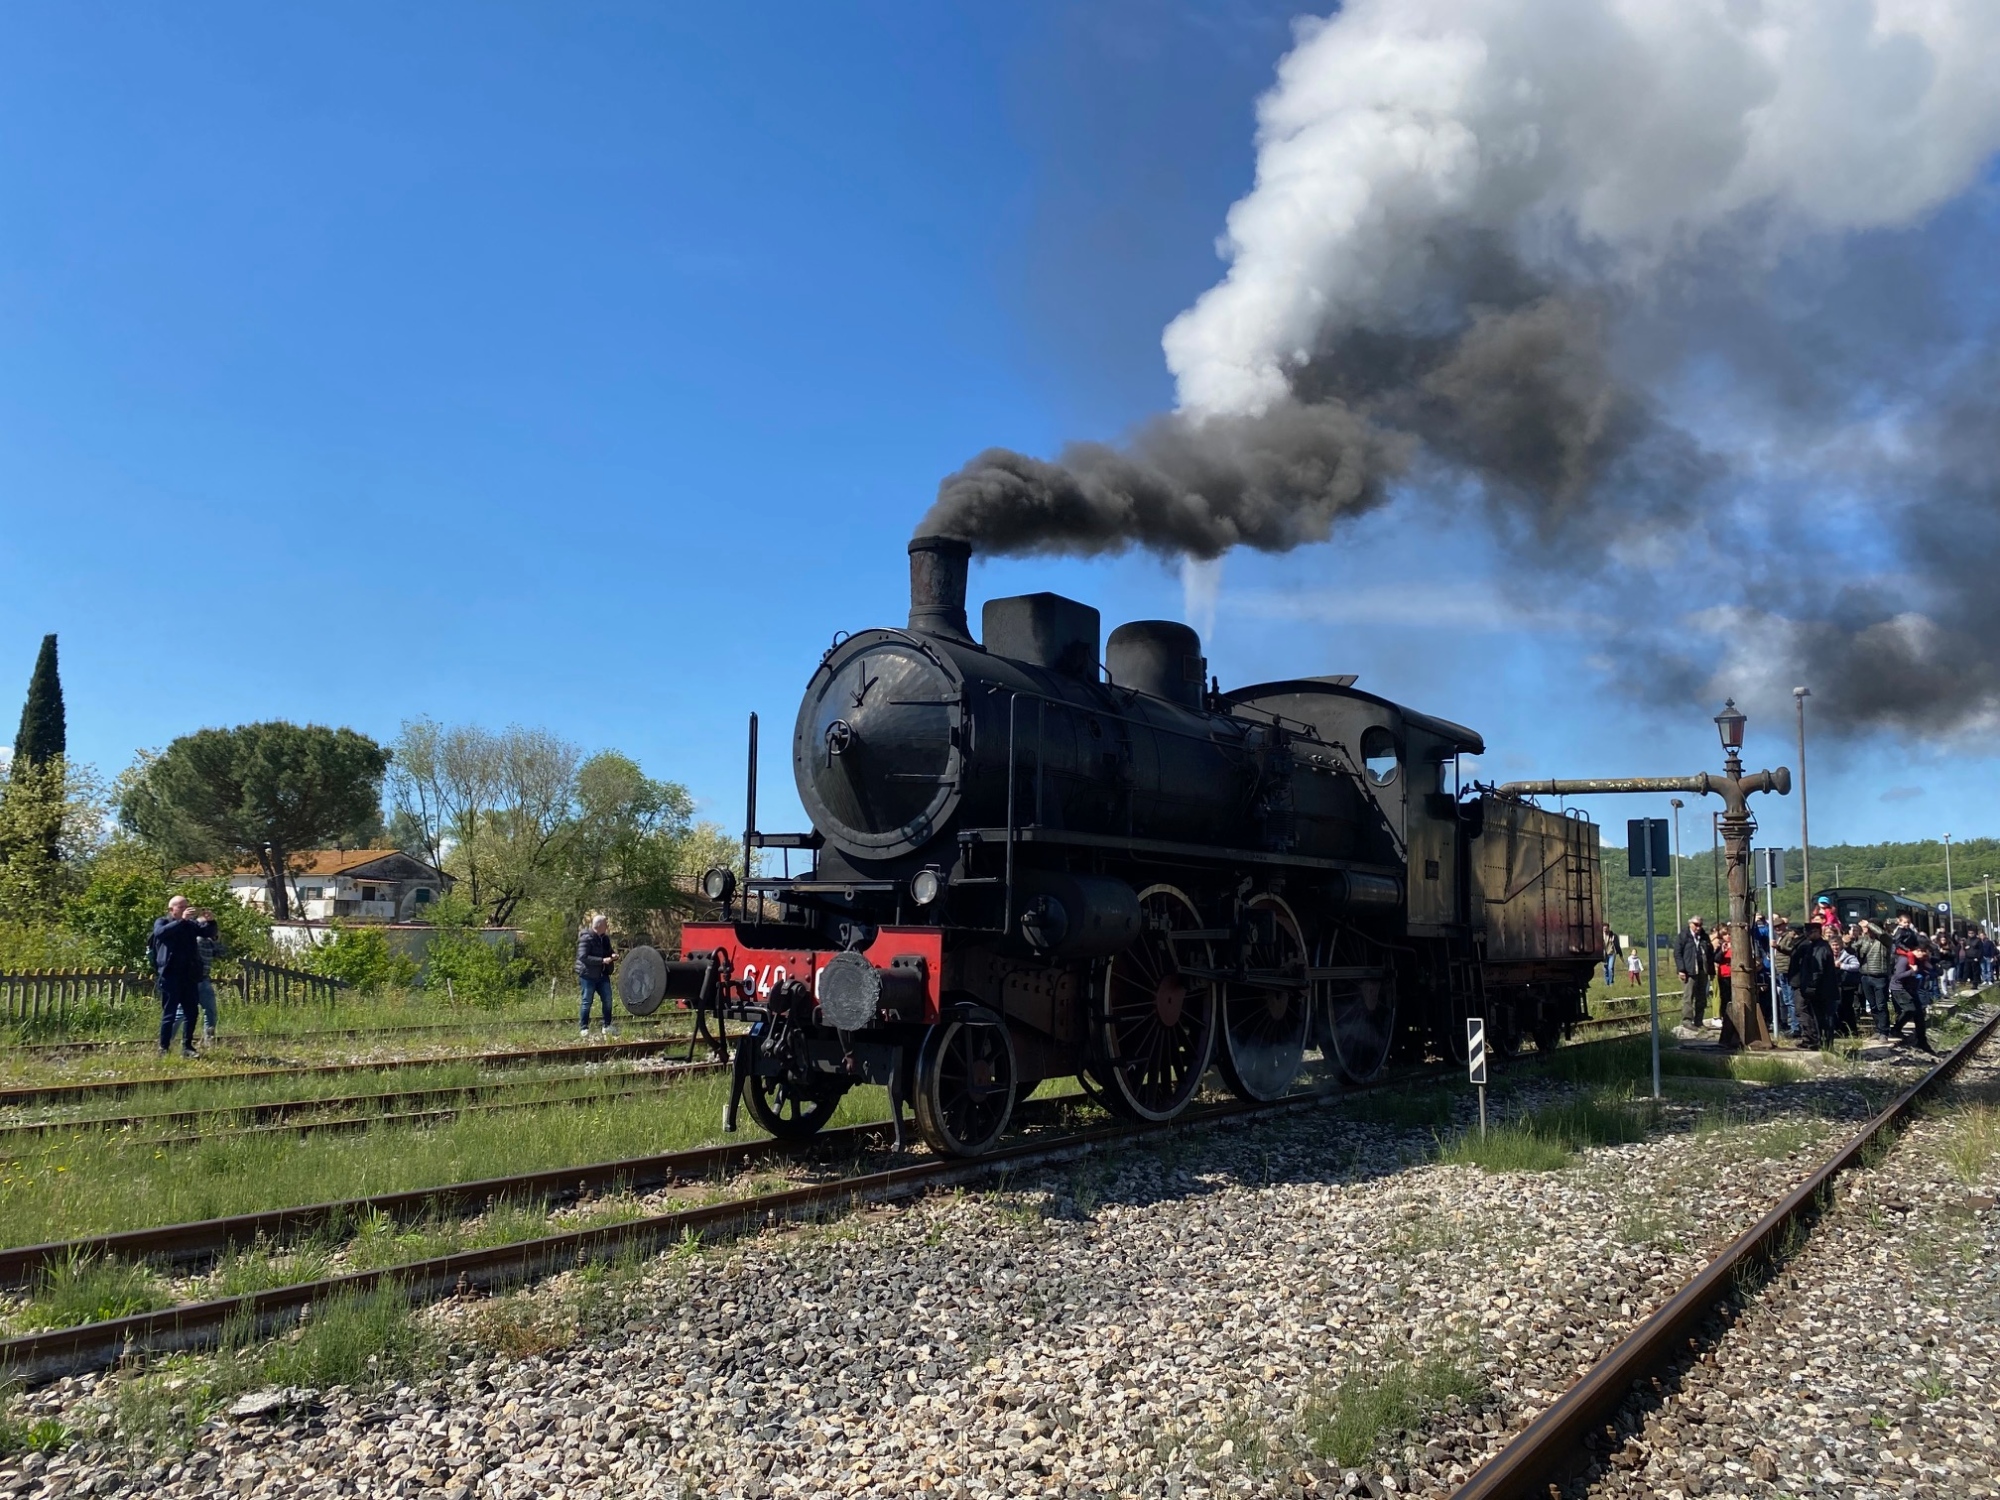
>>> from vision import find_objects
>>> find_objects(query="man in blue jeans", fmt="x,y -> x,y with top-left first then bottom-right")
576,913 -> 617,1037
151,895 -> 217,1057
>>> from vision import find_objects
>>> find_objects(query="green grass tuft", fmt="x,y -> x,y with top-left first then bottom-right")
1302,1349 -> 1484,1468
28,1254 -> 168,1330
1437,1093 -> 1657,1173
242,1282 -> 432,1390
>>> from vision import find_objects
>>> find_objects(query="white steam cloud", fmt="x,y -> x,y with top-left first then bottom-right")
1164,0 -> 2000,417
922,0 -> 2000,737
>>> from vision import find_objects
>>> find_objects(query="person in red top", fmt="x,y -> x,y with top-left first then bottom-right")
1714,925 -> 1733,1019
1814,896 -> 1843,938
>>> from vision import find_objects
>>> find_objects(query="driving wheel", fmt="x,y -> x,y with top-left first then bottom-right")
1315,930 -> 1397,1084
912,1008 -> 1016,1157
1097,886 -> 1217,1121
1216,894 -> 1310,1102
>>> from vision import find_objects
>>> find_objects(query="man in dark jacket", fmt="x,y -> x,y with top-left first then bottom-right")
1768,915 -> 1802,1036
1673,916 -> 1716,1028
151,895 -> 217,1057
575,913 -> 617,1038
1785,922 -> 1839,1049
1848,921 -> 1893,1037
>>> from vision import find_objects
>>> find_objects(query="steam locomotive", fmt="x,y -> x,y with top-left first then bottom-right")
617,536 -> 1604,1156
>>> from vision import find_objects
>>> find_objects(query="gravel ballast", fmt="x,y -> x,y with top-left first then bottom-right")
0,1030 -> 1984,1500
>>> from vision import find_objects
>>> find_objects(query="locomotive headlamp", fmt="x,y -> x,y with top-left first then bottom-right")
700,866 -> 737,903
910,868 -> 943,907
1713,699 -> 1746,753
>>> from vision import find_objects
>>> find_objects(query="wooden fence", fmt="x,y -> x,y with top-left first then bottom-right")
236,958 -> 349,1007
1,959 -> 349,1032
0,970 -> 144,1029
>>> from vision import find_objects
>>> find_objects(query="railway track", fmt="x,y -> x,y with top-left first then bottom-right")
0,1060 -> 719,1146
0,1033 -> 1635,1383
0,1033 -> 715,1110
1,1013 -> 697,1059
1453,1005 -> 2000,1500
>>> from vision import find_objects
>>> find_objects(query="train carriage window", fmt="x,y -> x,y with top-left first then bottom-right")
1360,726 -> 1400,786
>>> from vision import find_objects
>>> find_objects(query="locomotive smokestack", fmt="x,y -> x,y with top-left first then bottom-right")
907,535 -> 973,642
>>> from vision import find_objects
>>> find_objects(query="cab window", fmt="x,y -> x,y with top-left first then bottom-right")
1360,726 -> 1399,786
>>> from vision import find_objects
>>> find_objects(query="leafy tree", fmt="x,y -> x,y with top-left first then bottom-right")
118,722 -> 389,920
387,719 -> 580,925
12,634 -> 65,769
0,757 -> 107,921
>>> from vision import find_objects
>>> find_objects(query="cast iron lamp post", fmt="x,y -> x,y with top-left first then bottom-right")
1498,698 -> 1791,1049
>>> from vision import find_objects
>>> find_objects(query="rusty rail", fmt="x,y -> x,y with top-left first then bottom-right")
1453,1007 -> 2000,1500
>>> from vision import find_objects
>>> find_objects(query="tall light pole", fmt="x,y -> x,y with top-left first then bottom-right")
1943,833 -> 1953,930
1670,798 -> 1685,931
1984,873 -> 1993,930
1793,686 -> 1811,921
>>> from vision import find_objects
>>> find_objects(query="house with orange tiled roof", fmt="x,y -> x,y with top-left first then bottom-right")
222,849 -> 452,924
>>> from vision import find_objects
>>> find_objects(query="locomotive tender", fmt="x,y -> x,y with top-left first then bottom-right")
619,536 -> 1604,1156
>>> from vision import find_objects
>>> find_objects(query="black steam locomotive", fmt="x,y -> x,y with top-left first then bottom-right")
618,536 -> 1603,1156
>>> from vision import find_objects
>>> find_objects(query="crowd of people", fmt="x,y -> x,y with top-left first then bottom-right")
1646,897 -> 1993,1055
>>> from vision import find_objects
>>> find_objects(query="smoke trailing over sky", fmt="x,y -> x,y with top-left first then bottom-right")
920,0 -> 2000,737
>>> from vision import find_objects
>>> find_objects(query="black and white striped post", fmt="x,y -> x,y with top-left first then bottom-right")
1466,1016 -> 1487,1137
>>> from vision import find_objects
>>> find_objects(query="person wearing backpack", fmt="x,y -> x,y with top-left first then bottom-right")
151,895 -> 217,1058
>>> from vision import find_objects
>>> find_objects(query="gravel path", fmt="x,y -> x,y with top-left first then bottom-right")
1571,1023 -> 2000,1500
0,1035 -> 1972,1500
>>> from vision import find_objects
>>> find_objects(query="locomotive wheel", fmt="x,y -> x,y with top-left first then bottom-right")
1531,1017 -> 1565,1054
912,1009 -> 1016,1157
1315,933 -> 1397,1085
737,1038 -> 845,1140
1216,895 -> 1310,1102
1097,886 -> 1217,1122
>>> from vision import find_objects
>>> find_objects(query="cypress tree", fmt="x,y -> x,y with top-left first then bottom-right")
13,634 -> 65,769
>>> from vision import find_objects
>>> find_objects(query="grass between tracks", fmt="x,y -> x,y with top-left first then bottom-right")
2,1054 -> 677,1131
0,1072 -> 895,1250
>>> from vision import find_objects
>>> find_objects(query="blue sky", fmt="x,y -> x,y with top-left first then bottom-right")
0,1 -> 1988,858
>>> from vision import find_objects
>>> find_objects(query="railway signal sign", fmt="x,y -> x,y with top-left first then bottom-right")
1627,819 -> 1671,878
1467,1016 -> 1488,1138
1754,848 -> 1785,887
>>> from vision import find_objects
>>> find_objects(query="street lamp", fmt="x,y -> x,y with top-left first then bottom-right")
1714,699 -> 1747,756
1669,798 -> 1685,931
1794,687 -> 1811,921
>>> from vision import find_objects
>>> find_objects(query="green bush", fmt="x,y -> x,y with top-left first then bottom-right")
419,890 -> 527,1005
298,926 -> 418,993
62,864 -> 169,969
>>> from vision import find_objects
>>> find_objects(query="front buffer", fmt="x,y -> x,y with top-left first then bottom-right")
622,925 -> 1018,1157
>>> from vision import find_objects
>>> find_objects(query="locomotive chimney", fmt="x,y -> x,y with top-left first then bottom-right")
907,535 -> 974,642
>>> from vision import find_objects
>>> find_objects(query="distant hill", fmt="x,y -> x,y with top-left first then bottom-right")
1595,835 -> 1999,947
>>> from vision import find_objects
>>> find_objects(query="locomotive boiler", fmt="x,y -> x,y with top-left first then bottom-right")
618,536 -> 1604,1156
